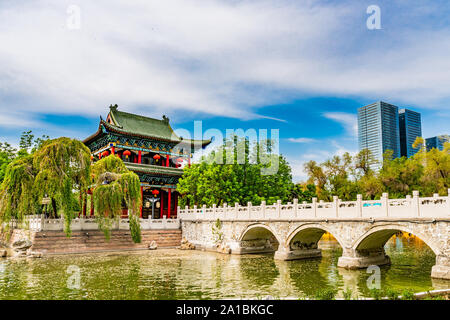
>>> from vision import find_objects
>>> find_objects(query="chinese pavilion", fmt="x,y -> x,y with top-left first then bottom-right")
83,104 -> 211,219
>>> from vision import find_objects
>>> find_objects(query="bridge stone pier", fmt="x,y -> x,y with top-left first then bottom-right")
179,191 -> 450,280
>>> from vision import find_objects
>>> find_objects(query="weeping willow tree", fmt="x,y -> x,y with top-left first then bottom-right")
32,138 -> 91,235
0,137 -> 91,236
0,155 -> 36,228
91,155 -> 142,243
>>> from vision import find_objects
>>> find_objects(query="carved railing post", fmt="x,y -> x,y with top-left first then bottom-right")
261,201 -> 266,219
234,203 -> 239,220
293,198 -> 298,217
333,196 -> 339,218
162,214 -> 167,228
312,197 -> 317,218
356,194 -> 362,218
193,205 -> 198,219
247,202 -> 252,219
382,193 -> 389,217
277,200 -> 281,218
448,189 -> 450,212
202,205 -> 207,217
412,190 -> 420,217
212,204 -> 217,219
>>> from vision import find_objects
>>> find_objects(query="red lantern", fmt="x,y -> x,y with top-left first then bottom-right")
90,155 -> 94,161
153,154 -> 161,161
102,150 -> 109,157
123,150 -> 131,157
152,189 -> 159,196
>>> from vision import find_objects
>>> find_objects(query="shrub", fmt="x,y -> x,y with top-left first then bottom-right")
369,288 -> 383,300
314,288 -> 337,300
343,288 -> 353,300
385,288 -> 400,300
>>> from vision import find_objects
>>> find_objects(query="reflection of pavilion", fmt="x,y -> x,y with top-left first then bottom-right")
83,105 -> 211,218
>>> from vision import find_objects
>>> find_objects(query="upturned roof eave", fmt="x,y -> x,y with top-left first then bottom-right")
83,119 -> 211,147
124,163 -> 184,176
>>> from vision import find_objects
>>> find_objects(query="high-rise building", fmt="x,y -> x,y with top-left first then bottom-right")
426,135 -> 450,151
358,101 -> 401,169
399,109 -> 422,157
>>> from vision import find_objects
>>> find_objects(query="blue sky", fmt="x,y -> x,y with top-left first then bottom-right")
0,0 -> 449,181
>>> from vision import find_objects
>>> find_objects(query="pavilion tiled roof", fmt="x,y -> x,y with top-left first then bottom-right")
83,105 -> 211,148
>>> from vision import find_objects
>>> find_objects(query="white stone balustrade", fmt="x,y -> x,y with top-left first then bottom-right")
178,190 -> 450,221
7,215 -> 180,231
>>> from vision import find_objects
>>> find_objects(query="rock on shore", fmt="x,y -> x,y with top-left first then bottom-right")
179,237 -> 195,250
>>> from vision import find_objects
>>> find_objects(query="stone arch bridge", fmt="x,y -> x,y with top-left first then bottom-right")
179,191 -> 450,280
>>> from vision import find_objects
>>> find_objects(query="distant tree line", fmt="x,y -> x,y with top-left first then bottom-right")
303,137 -> 449,201
179,136 -> 449,206
0,131 -> 49,183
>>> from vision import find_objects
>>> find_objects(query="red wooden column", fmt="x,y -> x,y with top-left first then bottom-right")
82,192 -> 87,217
188,155 -> 191,168
138,151 -> 142,163
168,188 -> 172,218
140,186 -> 143,218
90,193 -> 94,216
166,155 -> 169,167
160,191 -> 164,218
174,193 -> 178,218
111,146 -> 115,155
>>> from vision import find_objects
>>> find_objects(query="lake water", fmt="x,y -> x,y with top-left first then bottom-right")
0,235 -> 449,299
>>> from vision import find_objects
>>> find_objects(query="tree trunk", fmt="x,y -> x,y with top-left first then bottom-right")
51,198 -> 57,218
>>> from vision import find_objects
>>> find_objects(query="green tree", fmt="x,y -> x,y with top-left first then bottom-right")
354,149 -> 376,177
302,141 -> 449,200
290,183 -> 317,203
0,137 -> 92,235
0,142 -> 17,183
0,131 -> 50,184
91,155 -> 142,243
414,138 -> 450,195
178,136 -> 293,207
379,150 -> 423,198
303,160 -> 327,199
32,137 -> 92,234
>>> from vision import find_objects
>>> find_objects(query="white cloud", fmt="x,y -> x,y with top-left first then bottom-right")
0,112 -> 42,128
0,0 -> 449,126
287,137 -> 317,143
287,139 -> 358,183
323,112 -> 358,137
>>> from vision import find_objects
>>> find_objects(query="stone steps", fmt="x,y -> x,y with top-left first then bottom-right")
32,235 -> 182,244
30,229 -> 182,255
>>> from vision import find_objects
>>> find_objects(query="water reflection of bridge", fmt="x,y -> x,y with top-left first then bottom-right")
172,244 -> 449,299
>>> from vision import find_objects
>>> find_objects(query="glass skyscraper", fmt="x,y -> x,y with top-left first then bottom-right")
358,101 -> 400,169
426,135 -> 450,151
399,109 -> 422,157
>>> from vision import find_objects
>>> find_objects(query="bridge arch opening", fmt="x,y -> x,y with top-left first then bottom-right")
273,224 -> 344,261
287,225 -> 344,252
238,224 -> 280,254
354,226 -> 439,256
289,228 -> 343,251
338,225 -> 441,274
